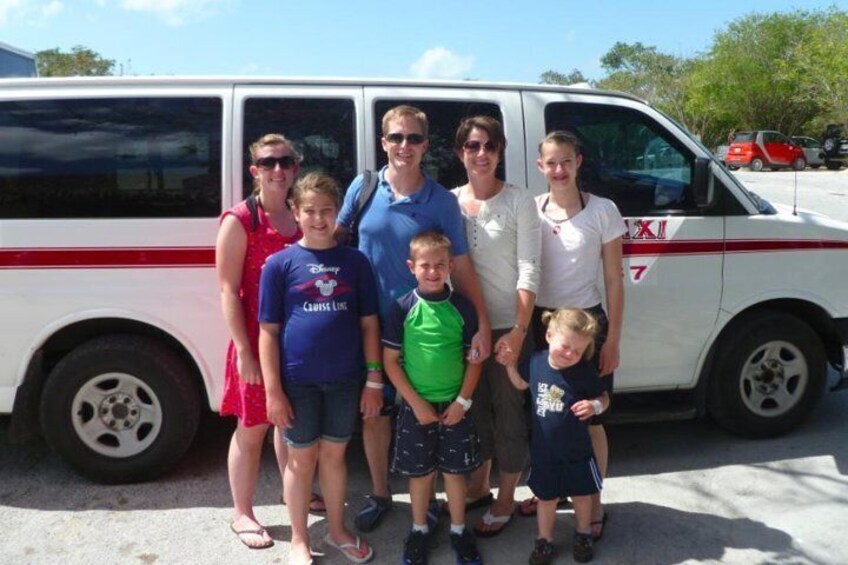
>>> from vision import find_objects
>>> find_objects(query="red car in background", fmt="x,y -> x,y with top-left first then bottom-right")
726,130 -> 807,171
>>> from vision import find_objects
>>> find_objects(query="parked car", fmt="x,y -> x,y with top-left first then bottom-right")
790,136 -> 825,169
714,144 -> 729,165
821,124 -> 848,170
726,130 -> 806,171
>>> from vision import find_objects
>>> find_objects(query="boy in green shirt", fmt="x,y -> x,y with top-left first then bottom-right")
382,231 -> 484,565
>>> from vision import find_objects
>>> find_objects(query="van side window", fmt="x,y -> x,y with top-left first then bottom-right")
373,100 -> 503,189
243,98 -> 356,199
545,102 -> 697,216
0,98 -> 222,219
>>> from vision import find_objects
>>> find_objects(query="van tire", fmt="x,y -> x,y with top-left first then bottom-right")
707,312 -> 826,438
39,335 -> 201,484
750,158 -> 764,172
825,160 -> 843,171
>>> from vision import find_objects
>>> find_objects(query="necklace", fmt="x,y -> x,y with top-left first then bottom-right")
542,192 -> 585,235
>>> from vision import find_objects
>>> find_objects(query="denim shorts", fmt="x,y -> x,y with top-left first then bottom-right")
282,378 -> 361,448
391,400 -> 481,478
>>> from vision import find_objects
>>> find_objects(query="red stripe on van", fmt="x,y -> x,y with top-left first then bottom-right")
0,247 -> 215,269
0,240 -> 846,269
623,239 -> 848,256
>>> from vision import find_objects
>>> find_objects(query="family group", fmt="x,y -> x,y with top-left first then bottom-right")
215,104 -> 626,564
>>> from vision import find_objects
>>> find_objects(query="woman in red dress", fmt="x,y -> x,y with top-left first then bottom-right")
216,133 -> 302,549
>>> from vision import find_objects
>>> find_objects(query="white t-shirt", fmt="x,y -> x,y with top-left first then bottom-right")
452,183 -> 541,329
535,192 -> 626,310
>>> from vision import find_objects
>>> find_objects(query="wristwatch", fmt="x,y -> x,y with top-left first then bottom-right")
456,395 -> 473,412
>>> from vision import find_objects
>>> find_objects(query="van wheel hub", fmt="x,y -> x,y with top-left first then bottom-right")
739,340 -> 807,418
99,392 -> 140,429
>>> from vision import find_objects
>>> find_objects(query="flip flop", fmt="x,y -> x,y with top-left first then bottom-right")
229,523 -> 274,549
591,511 -> 608,541
473,509 -> 513,538
323,533 -> 374,564
517,496 -> 570,518
279,492 -> 327,513
439,492 -> 494,516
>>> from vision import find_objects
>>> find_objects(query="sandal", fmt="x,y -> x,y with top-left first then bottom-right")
354,494 -> 392,533
517,496 -> 570,518
280,491 -> 327,513
439,492 -> 494,516
529,537 -> 555,565
230,523 -> 274,550
324,533 -> 374,564
591,511 -> 608,541
473,509 -> 513,538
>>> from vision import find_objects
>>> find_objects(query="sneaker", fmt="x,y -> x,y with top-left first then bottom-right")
426,499 -> 441,532
573,532 -> 594,563
528,538 -> 555,565
354,494 -> 392,533
402,530 -> 429,565
449,529 -> 482,565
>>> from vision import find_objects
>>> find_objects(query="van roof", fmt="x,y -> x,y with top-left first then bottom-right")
0,74 -> 645,102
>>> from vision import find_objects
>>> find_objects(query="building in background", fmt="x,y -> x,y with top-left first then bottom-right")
0,41 -> 37,77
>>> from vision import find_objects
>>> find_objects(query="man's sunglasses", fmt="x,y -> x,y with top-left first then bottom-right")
255,155 -> 297,170
384,133 -> 426,145
463,140 -> 498,153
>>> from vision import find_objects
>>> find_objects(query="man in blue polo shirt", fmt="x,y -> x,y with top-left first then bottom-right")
335,104 -> 491,534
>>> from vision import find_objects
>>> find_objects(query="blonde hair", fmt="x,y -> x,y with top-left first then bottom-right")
542,308 -> 598,360
248,133 -> 303,195
538,130 -> 582,157
289,172 -> 342,210
409,231 -> 452,261
382,105 -> 429,138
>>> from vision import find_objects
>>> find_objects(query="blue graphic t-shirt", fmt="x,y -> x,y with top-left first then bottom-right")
519,352 -> 604,463
258,243 -> 378,385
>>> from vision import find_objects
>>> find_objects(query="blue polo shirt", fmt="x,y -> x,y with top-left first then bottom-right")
338,167 -> 469,320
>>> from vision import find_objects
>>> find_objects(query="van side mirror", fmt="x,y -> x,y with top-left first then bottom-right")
693,157 -> 714,208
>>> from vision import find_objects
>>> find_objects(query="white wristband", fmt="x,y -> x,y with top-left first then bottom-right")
591,399 -> 604,415
456,395 -> 472,412
365,381 -> 384,390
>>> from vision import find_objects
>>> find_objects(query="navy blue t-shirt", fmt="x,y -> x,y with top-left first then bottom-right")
520,352 -> 604,463
259,243 -> 378,385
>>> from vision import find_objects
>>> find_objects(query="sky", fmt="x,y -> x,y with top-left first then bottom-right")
1,0 -> 845,82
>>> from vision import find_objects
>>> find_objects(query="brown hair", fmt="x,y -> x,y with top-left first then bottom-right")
454,115 -> 507,161
248,133 -> 304,195
538,130 -> 582,157
409,231 -> 453,261
382,105 -> 429,138
289,172 -> 342,210
541,308 -> 598,359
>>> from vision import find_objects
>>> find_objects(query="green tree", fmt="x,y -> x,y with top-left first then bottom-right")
687,8 -> 848,144
36,45 -> 115,77
539,69 -> 590,86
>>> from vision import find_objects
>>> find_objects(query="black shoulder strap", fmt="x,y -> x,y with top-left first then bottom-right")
245,194 -> 259,232
356,170 -> 378,216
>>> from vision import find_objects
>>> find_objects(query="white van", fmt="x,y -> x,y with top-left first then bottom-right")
2,77 -> 846,483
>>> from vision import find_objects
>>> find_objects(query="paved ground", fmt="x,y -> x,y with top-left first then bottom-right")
1,168 -> 846,565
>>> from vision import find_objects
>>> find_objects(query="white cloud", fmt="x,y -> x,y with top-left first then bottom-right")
409,47 -> 474,80
119,0 -> 225,26
41,0 -> 61,17
0,0 -> 26,25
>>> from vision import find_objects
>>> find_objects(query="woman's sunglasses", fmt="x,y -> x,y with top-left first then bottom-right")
255,155 -> 297,170
384,133 -> 426,145
462,140 -> 498,153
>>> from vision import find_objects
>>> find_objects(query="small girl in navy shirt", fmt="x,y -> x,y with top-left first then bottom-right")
502,308 -> 610,564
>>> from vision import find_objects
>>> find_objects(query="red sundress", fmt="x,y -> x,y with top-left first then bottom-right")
219,200 -> 300,426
